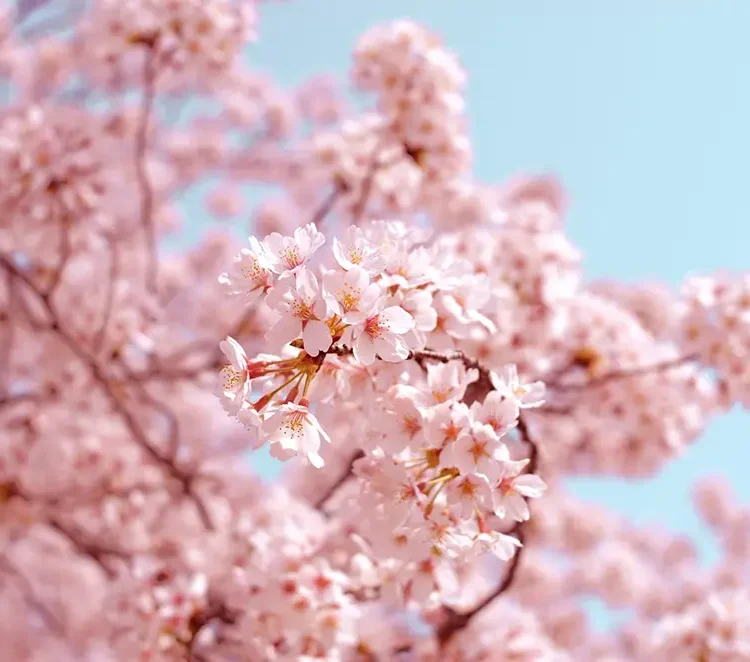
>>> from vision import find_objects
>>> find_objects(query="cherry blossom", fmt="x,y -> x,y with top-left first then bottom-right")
341,298 -> 415,365
266,267 -> 332,356
494,457 -> 547,522
491,364 -> 546,409
263,222 -> 326,276
0,5 -> 747,661
217,237 -> 275,302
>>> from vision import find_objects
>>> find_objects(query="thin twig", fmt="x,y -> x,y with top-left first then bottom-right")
93,235 -> 120,354
0,555 -> 66,636
46,520 -> 121,579
135,48 -> 159,294
550,354 -> 698,393
0,255 -> 214,531
436,526 -> 526,645
351,147 -> 382,223
0,270 -> 15,396
313,450 -> 364,511
311,184 -> 343,228
0,392 -> 41,412
44,218 -> 73,300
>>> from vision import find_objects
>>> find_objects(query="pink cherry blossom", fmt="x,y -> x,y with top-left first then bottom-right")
472,531 -> 523,561
217,335 -> 252,413
491,364 -> 546,409
442,423 -> 506,482
494,457 -> 547,522
266,267 -> 333,356
332,224 -> 385,273
341,300 -> 415,365
446,473 -> 494,519
263,403 -> 331,468
218,236 -> 275,302
1,7 -> 747,661
322,265 -> 380,319
263,222 -> 326,276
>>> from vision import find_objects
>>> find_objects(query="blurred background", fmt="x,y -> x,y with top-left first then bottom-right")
225,1 -> 750,568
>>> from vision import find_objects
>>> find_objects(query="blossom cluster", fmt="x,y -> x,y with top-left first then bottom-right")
680,272 -> 750,408
3,3 -> 750,661
216,221 -> 420,467
81,0 -> 256,79
345,363 -> 546,605
352,20 -> 471,186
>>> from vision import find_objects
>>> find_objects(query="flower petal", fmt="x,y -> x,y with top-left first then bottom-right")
354,333 -> 376,366
303,320 -> 333,357
378,306 -> 415,334
219,336 -> 247,372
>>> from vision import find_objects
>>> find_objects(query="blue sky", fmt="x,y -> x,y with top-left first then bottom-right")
239,2 -> 750,557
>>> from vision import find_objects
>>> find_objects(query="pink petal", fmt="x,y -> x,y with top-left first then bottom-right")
219,336 -> 247,371
266,315 -> 302,348
354,333 -> 376,366
514,474 -> 547,498
379,306 -> 415,334
303,320 -> 333,357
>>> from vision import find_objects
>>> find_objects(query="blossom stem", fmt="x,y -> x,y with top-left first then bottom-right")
254,372 -> 301,410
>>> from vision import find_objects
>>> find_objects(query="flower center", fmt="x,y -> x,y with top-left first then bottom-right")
281,412 -> 307,438
291,299 -> 314,320
498,477 -> 516,496
240,257 -> 266,285
221,365 -> 244,389
364,315 -> 382,338
338,286 -> 361,312
280,246 -> 301,270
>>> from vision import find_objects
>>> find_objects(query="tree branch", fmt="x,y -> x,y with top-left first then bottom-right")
135,48 -> 159,294
436,414 -> 539,646
0,554 -> 66,636
550,353 -> 698,393
43,217 -> 73,300
93,235 -> 120,354
0,255 -> 214,531
313,450 -> 364,511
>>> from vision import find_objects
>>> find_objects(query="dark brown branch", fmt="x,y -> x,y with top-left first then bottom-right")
46,520 -> 122,579
0,392 -> 41,412
10,483 -> 123,578
311,184 -> 343,228
185,596 -> 240,660
436,526 -> 526,645
351,149 -> 381,223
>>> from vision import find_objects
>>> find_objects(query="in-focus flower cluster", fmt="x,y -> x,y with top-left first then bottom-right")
216,221 -> 428,465
343,362 -> 547,606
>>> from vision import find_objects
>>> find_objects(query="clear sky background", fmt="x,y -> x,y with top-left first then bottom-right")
237,1 -> 750,561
